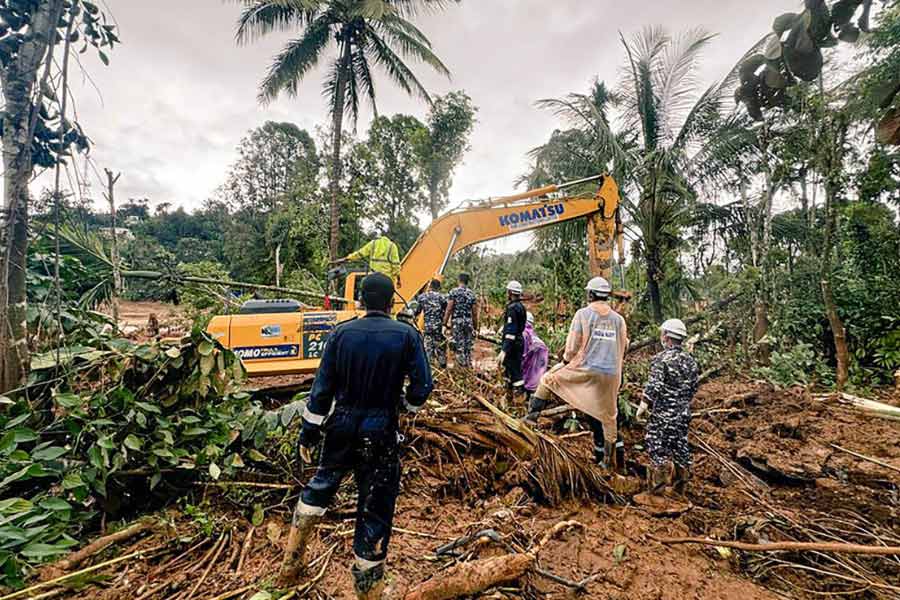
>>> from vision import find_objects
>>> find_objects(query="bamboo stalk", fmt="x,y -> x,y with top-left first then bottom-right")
184,532 -> 229,600
653,536 -> 900,555
57,519 -> 154,571
0,544 -> 166,600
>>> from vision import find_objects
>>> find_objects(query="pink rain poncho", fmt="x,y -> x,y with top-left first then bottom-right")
522,322 -> 549,392
536,302 -> 627,443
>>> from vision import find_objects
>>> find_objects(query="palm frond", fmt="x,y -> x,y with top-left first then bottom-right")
354,42 -> 378,116
258,14 -> 333,103
533,94 -> 634,172
366,31 -> 432,102
386,0 -> 461,17
235,0 -> 322,45
654,28 -> 716,143
673,33 -> 769,152
374,16 -> 451,77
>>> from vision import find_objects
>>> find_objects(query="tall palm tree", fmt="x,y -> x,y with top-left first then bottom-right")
538,28 -> 754,322
236,0 -> 454,259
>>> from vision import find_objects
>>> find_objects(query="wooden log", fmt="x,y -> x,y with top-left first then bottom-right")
56,519 -> 154,571
653,536 -> 900,555
403,553 -> 534,600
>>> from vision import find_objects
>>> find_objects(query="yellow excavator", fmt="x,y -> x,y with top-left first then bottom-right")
207,174 -> 624,376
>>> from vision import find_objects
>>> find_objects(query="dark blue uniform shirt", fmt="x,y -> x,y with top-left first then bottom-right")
300,312 -> 433,444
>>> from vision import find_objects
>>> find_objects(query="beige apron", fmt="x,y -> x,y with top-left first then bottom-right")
539,302 -> 627,442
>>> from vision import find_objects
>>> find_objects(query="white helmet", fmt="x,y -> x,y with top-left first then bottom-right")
660,318 -> 688,340
506,280 -> 523,294
526,311 -> 534,325
585,276 -> 612,294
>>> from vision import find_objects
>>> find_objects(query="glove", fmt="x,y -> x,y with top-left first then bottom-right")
497,351 -> 506,367
298,444 -> 313,464
635,400 -> 649,422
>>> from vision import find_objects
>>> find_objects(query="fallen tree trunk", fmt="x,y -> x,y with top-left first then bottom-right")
627,294 -> 741,354
654,536 -> 900,555
403,553 -> 534,600
56,519 -> 154,571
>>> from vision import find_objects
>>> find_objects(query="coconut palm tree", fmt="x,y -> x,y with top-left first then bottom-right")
538,27 -> 754,322
236,0 -> 455,259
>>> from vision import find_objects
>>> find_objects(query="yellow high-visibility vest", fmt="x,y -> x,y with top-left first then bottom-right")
345,236 -> 401,281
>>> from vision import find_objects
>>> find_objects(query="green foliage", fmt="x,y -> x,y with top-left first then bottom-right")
0,329 -> 291,588
416,91 -> 478,218
752,342 -> 833,387
347,114 -> 427,249
178,261 -> 232,312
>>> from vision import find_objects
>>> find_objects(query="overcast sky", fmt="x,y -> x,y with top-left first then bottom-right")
42,0 -> 796,244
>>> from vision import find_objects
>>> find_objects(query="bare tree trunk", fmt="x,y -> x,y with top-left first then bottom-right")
646,252 -> 663,324
104,170 -> 122,334
818,113 -> 850,390
275,243 -> 282,287
429,185 -> 439,221
327,36 -> 352,261
822,183 -> 849,390
0,0 -> 65,393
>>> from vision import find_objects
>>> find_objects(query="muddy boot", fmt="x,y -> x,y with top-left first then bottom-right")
277,513 -> 321,586
524,394 -> 546,424
603,439 -> 618,472
352,563 -> 386,600
673,463 -> 691,495
649,464 -> 671,494
615,436 -> 625,473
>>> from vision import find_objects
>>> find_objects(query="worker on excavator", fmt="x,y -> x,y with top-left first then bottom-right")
336,233 -> 401,283
444,273 -> 478,368
498,280 -> 527,402
635,318 -> 698,496
279,273 -> 433,599
415,279 -> 448,368
529,277 -> 628,470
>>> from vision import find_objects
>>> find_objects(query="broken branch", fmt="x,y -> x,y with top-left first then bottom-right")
56,519 -> 154,571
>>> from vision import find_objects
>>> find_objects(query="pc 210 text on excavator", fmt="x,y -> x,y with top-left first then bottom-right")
206,173 -> 626,376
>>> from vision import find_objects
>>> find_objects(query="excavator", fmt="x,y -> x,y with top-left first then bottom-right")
206,174 -> 625,376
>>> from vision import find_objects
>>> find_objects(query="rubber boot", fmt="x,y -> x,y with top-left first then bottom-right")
524,394 -> 546,424
673,463 -> 691,495
615,435 -> 625,473
603,439 -> 618,473
649,464 -> 670,494
277,513 -> 321,586
352,563 -> 386,600
593,443 -> 605,466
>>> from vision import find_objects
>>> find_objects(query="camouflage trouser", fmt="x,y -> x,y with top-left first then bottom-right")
645,410 -> 691,468
451,321 -> 474,368
423,329 -> 447,368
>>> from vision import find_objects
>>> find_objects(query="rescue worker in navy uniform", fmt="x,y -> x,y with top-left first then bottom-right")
279,273 -> 433,599
497,280 -> 527,402
415,279 -> 448,368
444,273 -> 478,368
636,318 -> 698,495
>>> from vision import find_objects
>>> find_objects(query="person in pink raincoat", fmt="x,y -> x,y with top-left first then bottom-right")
529,276 -> 628,470
522,312 -> 549,402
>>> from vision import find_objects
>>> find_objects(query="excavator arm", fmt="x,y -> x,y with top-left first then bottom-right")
395,174 -> 623,303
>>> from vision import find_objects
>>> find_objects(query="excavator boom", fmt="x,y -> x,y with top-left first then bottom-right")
396,174 -> 621,302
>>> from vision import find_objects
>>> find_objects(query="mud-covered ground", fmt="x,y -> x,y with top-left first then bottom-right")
40,369 -> 899,600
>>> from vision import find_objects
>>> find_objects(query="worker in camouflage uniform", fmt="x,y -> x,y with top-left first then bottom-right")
443,273 -> 478,368
415,279 -> 448,368
636,318 -> 699,495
